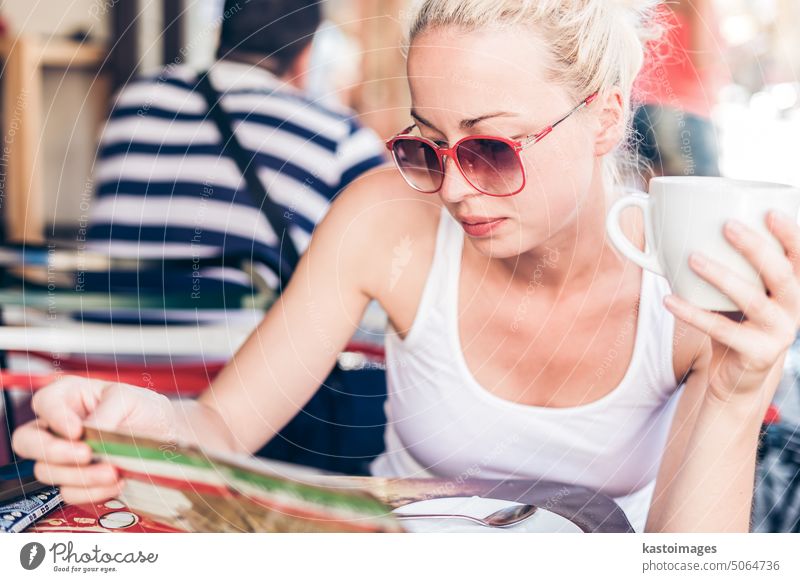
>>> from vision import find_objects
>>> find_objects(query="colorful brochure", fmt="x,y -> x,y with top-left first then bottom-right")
83,427 -> 403,533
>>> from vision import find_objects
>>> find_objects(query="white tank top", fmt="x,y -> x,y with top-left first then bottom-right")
370,205 -> 684,532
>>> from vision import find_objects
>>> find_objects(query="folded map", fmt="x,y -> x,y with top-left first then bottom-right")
84,427 -> 403,533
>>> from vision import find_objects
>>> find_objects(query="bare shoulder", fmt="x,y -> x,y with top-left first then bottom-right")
311,164 -> 442,302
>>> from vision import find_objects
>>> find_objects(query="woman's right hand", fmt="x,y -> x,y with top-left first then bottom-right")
11,376 -> 177,504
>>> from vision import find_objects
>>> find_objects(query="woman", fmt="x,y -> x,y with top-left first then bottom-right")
13,0 -> 800,532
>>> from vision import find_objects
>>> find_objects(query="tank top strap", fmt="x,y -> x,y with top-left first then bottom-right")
634,258 -> 679,399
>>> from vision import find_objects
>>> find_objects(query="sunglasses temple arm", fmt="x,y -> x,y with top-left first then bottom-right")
527,92 -> 599,145
550,93 -> 598,130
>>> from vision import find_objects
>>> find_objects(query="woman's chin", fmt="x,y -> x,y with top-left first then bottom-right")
467,235 -> 528,259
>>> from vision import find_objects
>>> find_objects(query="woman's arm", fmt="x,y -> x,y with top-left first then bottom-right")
191,183 -> 384,453
645,339 -> 710,531
649,211 -> 800,532
645,339 -> 776,532
12,167 -> 401,502
648,363 -> 782,532
177,169 -> 403,453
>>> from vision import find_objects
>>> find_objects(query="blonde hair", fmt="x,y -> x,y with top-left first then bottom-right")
405,0 -> 664,190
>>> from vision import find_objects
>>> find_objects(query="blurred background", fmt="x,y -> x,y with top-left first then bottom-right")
0,0 -> 799,530
0,0 -> 797,242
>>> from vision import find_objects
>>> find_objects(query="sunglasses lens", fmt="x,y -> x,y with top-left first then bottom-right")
392,139 -> 443,193
457,138 -> 524,195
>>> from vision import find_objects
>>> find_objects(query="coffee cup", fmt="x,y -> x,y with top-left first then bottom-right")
606,176 -> 800,312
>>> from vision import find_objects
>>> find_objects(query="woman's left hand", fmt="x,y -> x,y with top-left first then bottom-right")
663,210 -> 800,404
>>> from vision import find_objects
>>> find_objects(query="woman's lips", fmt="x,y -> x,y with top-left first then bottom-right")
458,217 -> 507,237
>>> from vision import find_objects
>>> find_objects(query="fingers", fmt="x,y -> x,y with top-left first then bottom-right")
689,253 -> 794,338
84,384 -> 136,431
687,252 -> 775,318
12,420 -> 123,505
31,376 -> 110,440
58,482 -> 126,506
12,420 -> 92,464
664,294 -> 789,370
664,294 -> 752,349
678,214 -> 800,369
723,217 -> 800,312
34,461 -> 119,488
767,211 -> 800,276
14,378 -> 136,507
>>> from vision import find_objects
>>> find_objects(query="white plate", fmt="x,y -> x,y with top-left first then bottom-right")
393,496 -> 583,533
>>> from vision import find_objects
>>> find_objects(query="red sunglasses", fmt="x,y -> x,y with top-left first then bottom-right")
386,92 -> 599,196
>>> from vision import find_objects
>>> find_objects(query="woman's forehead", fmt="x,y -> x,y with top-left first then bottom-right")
407,27 -> 567,122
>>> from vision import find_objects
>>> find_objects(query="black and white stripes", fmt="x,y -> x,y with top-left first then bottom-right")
87,60 -> 385,293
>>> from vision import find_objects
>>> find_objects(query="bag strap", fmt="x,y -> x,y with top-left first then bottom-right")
196,72 -> 348,380
195,71 -> 300,289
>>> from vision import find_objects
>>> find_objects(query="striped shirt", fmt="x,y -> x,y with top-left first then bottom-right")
86,59 -> 386,299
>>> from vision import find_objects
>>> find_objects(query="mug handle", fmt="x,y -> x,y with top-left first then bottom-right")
606,193 -> 664,276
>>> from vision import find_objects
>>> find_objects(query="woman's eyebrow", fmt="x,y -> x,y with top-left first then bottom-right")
410,110 -> 520,131
410,110 -> 440,131
459,111 -> 519,129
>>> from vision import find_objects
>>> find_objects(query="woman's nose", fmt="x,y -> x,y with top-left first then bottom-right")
438,155 -> 478,204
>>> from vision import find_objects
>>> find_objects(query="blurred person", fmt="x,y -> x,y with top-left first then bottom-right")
86,0 -> 385,298
15,0 -> 800,533
80,0 -> 388,473
633,0 -> 728,180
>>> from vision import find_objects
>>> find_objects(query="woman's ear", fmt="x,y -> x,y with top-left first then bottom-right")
593,88 -> 626,157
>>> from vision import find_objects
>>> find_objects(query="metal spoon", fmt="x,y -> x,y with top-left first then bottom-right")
394,503 -> 537,528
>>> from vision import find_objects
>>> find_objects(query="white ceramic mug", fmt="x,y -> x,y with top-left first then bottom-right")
606,177 -> 800,312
